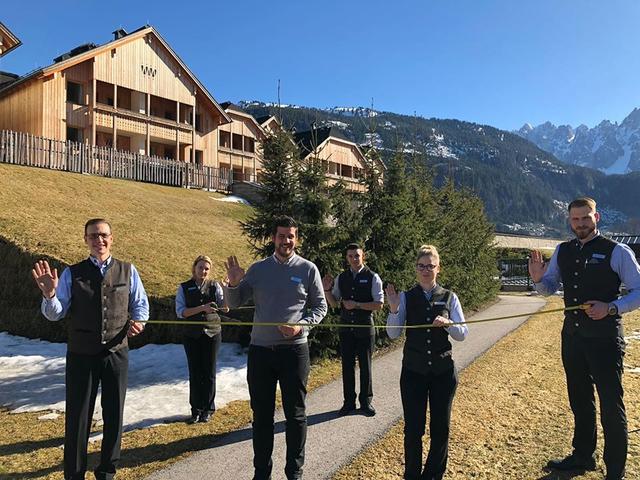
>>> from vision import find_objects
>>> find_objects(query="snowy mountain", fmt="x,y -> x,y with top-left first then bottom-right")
239,101 -> 640,235
516,108 -> 640,174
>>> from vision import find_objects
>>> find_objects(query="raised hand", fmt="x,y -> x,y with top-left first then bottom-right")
224,256 -> 245,287
528,250 -> 548,283
32,260 -> 58,299
385,283 -> 400,313
322,274 -> 334,292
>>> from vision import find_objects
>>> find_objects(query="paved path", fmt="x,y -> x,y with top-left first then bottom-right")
147,294 -> 546,480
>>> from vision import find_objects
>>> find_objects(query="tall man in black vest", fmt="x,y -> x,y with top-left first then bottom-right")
529,197 -> 640,480
32,219 -> 149,480
323,243 -> 384,416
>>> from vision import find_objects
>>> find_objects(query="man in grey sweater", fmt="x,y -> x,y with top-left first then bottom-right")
225,216 -> 327,480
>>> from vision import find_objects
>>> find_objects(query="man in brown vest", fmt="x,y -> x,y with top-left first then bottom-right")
32,219 -> 149,480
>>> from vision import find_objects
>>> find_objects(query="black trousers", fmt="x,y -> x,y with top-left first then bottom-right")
339,330 -> 374,407
183,332 -> 221,415
64,348 -> 128,480
400,366 -> 457,480
561,332 -> 627,479
247,343 -> 310,480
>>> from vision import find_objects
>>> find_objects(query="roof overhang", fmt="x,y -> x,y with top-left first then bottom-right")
0,25 -> 231,123
0,22 -> 22,57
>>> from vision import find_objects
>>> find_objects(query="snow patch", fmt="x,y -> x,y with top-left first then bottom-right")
0,332 -> 250,432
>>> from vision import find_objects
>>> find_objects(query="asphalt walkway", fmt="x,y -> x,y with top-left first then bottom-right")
147,294 -> 547,480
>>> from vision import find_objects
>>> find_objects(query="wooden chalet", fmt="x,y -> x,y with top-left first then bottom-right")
294,126 -> 384,192
218,102 -> 267,181
0,26 -> 231,165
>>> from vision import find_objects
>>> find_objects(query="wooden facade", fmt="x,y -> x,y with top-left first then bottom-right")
295,126 -> 384,192
0,26 -> 231,166
217,102 -> 266,182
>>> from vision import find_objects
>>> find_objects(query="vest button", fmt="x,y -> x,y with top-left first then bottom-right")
575,259 -> 580,263
573,298 -> 578,302
428,361 -> 432,365
103,306 -> 108,311
573,285 -> 578,289
427,350 -> 431,354
574,323 -> 579,327
573,311 -> 578,315
574,272 -> 578,276
427,339 -> 431,344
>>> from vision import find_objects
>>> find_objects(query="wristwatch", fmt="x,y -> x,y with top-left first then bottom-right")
607,303 -> 618,316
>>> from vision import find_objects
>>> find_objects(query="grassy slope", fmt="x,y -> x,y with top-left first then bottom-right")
0,163 -> 254,297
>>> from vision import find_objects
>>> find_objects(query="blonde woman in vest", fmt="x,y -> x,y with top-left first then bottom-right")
386,245 -> 468,480
175,255 -> 228,424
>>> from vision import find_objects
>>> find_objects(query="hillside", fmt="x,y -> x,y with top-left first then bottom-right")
0,163 -> 254,341
241,101 -> 640,236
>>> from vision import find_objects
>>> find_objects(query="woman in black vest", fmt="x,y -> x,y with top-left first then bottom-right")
385,245 -> 468,480
176,255 -> 228,424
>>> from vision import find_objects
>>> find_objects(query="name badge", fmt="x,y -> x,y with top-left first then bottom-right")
290,276 -> 302,284
359,279 -> 369,283
433,301 -> 446,305
188,286 -> 198,291
592,253 -> 606,259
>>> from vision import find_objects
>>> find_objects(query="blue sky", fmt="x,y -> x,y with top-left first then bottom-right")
2,0 -> 639,130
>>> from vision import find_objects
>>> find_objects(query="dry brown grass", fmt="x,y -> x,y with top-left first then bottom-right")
0,163 -> 254,297
0,356 -> 344,479
333,296 -> 640,480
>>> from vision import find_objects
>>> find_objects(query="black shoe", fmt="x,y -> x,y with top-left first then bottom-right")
198,411 -> 212,423
186,412 -> 200,424
546,453 -> 596,471
338,403 -> 356,416
360,404 -> 376,417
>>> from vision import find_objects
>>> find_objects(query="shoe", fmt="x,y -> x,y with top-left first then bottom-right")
198,411 -> 212,423
337,403 -> 356,416
546,453 -> 596,471
186,412 -> 200,424
360,404 -> 376,417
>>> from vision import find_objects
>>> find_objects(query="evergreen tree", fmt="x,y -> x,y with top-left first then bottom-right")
241,130 -> 300,258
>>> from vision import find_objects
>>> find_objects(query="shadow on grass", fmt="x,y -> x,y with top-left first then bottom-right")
536,467 -> 602,480
0,435 -> 65,458
1,410 -> 340,478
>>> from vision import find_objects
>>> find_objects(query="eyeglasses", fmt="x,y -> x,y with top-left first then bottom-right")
416,263 -> 438,271
86,233 -> 111,240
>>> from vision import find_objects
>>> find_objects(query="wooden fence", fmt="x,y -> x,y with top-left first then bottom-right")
0,130 -> 233,191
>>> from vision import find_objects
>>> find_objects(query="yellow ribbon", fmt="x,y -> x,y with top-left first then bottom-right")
139,304 -> 588,329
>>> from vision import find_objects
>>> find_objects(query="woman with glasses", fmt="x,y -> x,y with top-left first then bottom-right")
175,255 -> 229,424
385,245 -> 468,480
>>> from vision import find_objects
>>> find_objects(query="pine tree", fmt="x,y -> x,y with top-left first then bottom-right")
241,130 -> 300,258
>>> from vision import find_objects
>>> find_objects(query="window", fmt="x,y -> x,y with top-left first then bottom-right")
66,82 -> 83,104
232,133 -> 243,150
195,114 -> 202,132
244,136 -> 255,153
219,130 -> 231,148
195,150 -> 203,166
66,127 -> 83,143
